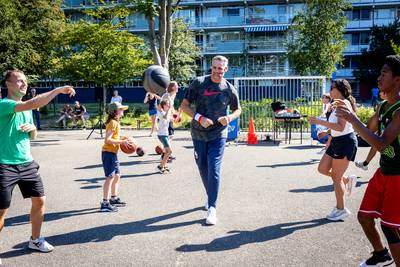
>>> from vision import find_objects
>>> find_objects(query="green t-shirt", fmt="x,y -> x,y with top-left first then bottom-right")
0,98 -> 33,164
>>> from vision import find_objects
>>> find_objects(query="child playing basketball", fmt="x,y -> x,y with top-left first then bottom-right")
100,102 -> 129,212
157,99 -> 172,174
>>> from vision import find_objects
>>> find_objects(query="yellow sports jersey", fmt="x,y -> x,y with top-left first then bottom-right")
102,119 -> 120,153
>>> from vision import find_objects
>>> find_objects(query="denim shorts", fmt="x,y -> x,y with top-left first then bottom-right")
102,151 -> 120,177
158,135 -> 170,148
149,109 -> 157,116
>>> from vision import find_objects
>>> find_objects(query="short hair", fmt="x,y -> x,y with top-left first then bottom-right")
2,69 -> 25,87
322,93 -> 331,100
212,55 -> 229,66
167,81 -> 178,93
385,55 -> 400,77
160,99 -> 169,108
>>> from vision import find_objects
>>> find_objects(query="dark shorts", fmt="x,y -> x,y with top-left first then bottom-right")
326,133 -> 357,161
102,151 -> 120,177
158,135 -> 170,148
0,161 -> 45,209
149,109 -> 157,116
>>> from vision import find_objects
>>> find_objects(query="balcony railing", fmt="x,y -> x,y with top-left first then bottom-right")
246,40 -> 286,52
335,69 -> 354,77
343,44 -> 369,53
204,41 -> 245,53
202,16 -> 244,27
346,20 -> 373,29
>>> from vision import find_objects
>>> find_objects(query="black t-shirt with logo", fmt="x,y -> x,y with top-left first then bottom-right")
184,75 -> 240,141
74,105 -> 85,115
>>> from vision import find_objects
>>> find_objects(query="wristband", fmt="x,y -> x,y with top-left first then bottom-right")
194,113 -> 203,122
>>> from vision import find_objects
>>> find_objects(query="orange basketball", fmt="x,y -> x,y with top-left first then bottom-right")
155,145 -> 164,155
120,137 -> 137,154
136,146 -> 145,157
173,113 -> 181,123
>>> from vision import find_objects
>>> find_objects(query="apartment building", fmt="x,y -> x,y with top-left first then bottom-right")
62,0 -> 400,99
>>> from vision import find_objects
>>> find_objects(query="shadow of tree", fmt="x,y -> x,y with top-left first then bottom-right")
257,159 -> 320,168
2,207 -> 204,259
176,218 -> 334,252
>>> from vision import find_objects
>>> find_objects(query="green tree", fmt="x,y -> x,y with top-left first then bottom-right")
287,0 -> 351,77
0,0 -> 65,76
168,18 -> 200,84
353,20 -> 400,88
52,8 -> 151,108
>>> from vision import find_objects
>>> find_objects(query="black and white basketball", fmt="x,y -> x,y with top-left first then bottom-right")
143,65 -> 170,95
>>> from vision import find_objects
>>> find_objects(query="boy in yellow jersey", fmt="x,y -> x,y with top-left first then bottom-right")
100,102 -> 129,212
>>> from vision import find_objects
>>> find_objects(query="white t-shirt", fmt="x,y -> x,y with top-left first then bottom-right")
110,96 -> 122,103
328,100 -> 354,137
157,111 -> 170,136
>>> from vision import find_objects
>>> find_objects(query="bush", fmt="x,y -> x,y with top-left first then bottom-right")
356,106 -> 375,124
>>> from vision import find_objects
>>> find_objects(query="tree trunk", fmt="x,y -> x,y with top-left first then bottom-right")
158,0 -> 167,68
165,0 -> 173,69
147,13 -> 161,65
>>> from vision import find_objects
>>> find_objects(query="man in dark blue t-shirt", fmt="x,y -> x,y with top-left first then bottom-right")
180,55 -> 241,225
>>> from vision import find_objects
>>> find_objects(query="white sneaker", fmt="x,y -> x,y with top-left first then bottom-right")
326,208 -> 351,221
206,207 -> 217,225
28,237 -> 54,252
326,207 -> 338,219
355,161 -> 368,171
346,174 -> 357,197
204,201 -> 209,211
317,148 -> 326,154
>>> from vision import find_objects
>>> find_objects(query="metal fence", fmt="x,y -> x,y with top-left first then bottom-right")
234,76 -> 327,132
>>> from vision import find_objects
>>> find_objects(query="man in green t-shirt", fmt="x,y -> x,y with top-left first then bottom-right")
0,70 -> 75,256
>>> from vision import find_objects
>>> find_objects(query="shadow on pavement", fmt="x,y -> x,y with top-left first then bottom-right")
176,218 -> 334,252
5,208 -> 99,227
257,159 -> 320,168
75,159 -> 161,170
289,181 -> 368,193
75,172 -> 160,188
283,145 -> 321,150
3,207 -> 204,258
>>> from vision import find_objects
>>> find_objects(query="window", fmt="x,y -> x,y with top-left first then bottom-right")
224,8 -> 240,16
352,10 -> 360,20
360,32 -> 370,45
360,9 -> 371,20
351,58 -> 360,69
352,34 -> 360,45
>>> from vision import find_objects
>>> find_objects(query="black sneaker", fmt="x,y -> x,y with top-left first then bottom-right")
109,197 -> 126,207
100,201 -> 118,212
359,248 -> 394,267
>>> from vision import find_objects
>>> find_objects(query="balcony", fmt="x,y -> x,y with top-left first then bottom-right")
374,17 -> 398,27
245,16 -> 288,26
247,67 -> 286,77
201,16 -> 244,28
343,44 -> 369,54
246,40 -> 286,53
203,41 -> 244,53
346,19 -> 373,29
335,69 -> 354,77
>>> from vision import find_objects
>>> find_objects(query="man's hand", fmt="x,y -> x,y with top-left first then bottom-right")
334,99 -> 357,123
56,86 -> 76,97
217,116 -> 230,126
19,123 -> 36,133
199,117 -> 214,128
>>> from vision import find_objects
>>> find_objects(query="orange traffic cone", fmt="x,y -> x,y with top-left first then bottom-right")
247,117 -> 258,145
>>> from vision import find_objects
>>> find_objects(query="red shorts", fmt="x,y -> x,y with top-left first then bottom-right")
359,168 -> 400,228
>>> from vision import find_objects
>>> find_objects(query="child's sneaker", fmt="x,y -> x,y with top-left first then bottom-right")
160,166 -> 170,174
110,197 -> 126,207
100,201 -> 118,212
28,237 -> 54,252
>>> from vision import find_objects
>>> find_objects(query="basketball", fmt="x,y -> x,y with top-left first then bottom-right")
173,113 -> 181,123
155,145 -> 164,155
136,146 -> 145,157
143,65 -> 170,95
120,137 -> 137,154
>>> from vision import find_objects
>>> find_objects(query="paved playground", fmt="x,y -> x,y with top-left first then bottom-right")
0,129 -> 380,266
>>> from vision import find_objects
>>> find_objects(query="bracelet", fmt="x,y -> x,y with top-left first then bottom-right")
194,113 -> 203,122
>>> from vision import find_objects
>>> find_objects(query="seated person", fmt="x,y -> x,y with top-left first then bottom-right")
57,104 -> 73,128
72,101 -> 87,128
